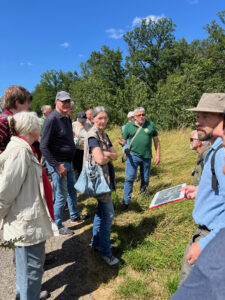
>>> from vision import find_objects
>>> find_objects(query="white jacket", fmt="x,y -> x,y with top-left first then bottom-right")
0,137 -> 58,246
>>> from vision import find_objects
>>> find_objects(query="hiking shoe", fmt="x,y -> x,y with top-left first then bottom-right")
40,290 -> 50,300
101,255 -> 120,266
122,203 -> 129,211
71,214 -> 90,222
59,227 -> 74,235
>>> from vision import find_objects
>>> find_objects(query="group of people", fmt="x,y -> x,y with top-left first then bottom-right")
1,86 -> 225,299
0,85 -> 160,299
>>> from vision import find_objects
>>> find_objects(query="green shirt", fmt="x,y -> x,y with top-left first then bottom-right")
122,120 -> 158,159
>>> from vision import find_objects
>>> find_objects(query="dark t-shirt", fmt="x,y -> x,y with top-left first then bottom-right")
88,137 -> 114,185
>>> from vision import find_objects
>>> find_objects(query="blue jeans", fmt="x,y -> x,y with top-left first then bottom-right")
123,153 -> 151,205
46,161 -> 80,228
15,242 -> 45,300
91,195 -> 114,257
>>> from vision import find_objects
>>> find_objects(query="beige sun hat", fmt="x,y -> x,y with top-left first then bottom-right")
187,93 -> 225,113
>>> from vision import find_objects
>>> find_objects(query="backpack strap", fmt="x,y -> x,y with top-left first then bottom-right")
211,144 -> 224,190
198,146 -> 210,170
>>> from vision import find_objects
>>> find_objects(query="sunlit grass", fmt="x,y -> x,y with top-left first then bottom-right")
84,127 -> 197,299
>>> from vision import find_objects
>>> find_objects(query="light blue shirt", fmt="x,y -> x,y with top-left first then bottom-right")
193,137 -> 225,250
122,122 -> 129,152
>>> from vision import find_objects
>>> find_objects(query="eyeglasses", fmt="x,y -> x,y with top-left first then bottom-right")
190,138 -> 198,142
135,113 -> 145,117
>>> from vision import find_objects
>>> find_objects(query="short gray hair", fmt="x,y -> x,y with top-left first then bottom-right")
41,105 -> 52,114
70,101 -> 75,108
134,107 -> 145,115
92,106 -> 108,118
10,111 -> 40,136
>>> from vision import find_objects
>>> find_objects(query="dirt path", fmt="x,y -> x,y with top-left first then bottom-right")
0,208 -> 119,300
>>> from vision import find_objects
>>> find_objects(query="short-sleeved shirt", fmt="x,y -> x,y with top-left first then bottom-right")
122,120 -> 158,159
88,137 -> 114,185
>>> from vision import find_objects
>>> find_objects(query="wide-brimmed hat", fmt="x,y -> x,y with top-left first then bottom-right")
55,91 -> 71,102
77,111 -> 87,122
187,93 -> 225,113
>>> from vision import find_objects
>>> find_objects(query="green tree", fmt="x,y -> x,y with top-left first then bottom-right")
124,17 -> 176,91
32,70 -> 78,115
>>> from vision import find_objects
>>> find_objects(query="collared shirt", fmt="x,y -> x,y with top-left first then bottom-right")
40,109 -> 75,168
193,137 -> 225,250
0,109 -> 13,154
122,120 -> 158,159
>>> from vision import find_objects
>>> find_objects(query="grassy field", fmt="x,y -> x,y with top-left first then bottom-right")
81,127 -> 197,299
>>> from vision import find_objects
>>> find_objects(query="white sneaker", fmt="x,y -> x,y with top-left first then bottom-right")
101,255 -> 120,266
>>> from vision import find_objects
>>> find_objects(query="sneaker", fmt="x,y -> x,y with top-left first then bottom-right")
40,290 -> 50,300
122,203 -> 129,211
101,255 -> 120,266
71,214 -> 90,222
59,227 -> 74,235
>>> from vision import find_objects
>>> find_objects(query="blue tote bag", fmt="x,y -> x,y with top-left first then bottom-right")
75,155 -> 111,196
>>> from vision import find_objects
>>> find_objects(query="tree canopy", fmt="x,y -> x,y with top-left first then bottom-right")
32,11 -> 225,128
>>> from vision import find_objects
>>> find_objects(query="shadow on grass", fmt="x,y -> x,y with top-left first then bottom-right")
112,214 -> 165,254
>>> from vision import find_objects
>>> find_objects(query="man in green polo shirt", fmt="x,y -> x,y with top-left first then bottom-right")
118,107 -> 160,210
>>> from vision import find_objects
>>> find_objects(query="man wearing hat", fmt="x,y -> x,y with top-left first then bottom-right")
40,91 -> 88,235
178,93 -> 225,285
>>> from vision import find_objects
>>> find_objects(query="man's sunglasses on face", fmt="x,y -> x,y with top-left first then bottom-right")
190,138 -> 198,142
136,113 -> 145,117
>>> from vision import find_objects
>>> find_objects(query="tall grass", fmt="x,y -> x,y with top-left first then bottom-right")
86,127 -> 197,299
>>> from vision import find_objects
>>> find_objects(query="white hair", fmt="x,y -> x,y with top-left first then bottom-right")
191,130 -> 210,146
92,106 -> 108,118
41,105 -> 52,114
70,101 -> 75,108
11,111 -> 40,136
134,107 -> 145,115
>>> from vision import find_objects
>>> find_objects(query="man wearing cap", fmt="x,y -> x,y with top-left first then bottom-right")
178,93 -> 225,285
40,91 -> 87,235
118,107 -> 160,210
190,130 -> 210,186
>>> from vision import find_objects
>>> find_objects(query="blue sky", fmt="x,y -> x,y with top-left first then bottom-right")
0,0 -> 224,95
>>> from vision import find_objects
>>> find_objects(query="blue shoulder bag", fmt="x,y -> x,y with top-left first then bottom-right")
74,138 -> 111,196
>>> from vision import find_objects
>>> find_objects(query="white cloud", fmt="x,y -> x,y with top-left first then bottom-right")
20,62 -> 33,66
105,28 -> 124,39
132,14 -> 164,27
79,54 -> 84,57
60,42 -> 70,48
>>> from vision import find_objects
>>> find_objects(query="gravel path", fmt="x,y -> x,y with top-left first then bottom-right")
0,209 -> 119,300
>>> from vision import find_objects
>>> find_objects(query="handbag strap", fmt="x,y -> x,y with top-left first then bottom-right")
127,126 -> 142,150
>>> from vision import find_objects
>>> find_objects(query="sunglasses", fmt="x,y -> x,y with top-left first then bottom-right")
190,138 -> 198,142
223,114 -> 225,130
135,113 -> 145,117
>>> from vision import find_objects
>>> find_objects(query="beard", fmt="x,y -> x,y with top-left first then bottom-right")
197,129 -> 213,141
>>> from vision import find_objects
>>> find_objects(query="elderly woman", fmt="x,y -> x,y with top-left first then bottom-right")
84,106 -> 120,266
0,112 -> 58,300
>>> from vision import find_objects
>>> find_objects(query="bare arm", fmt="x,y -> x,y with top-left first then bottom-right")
153,136 -> 160,165
91,146 -> 118,165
